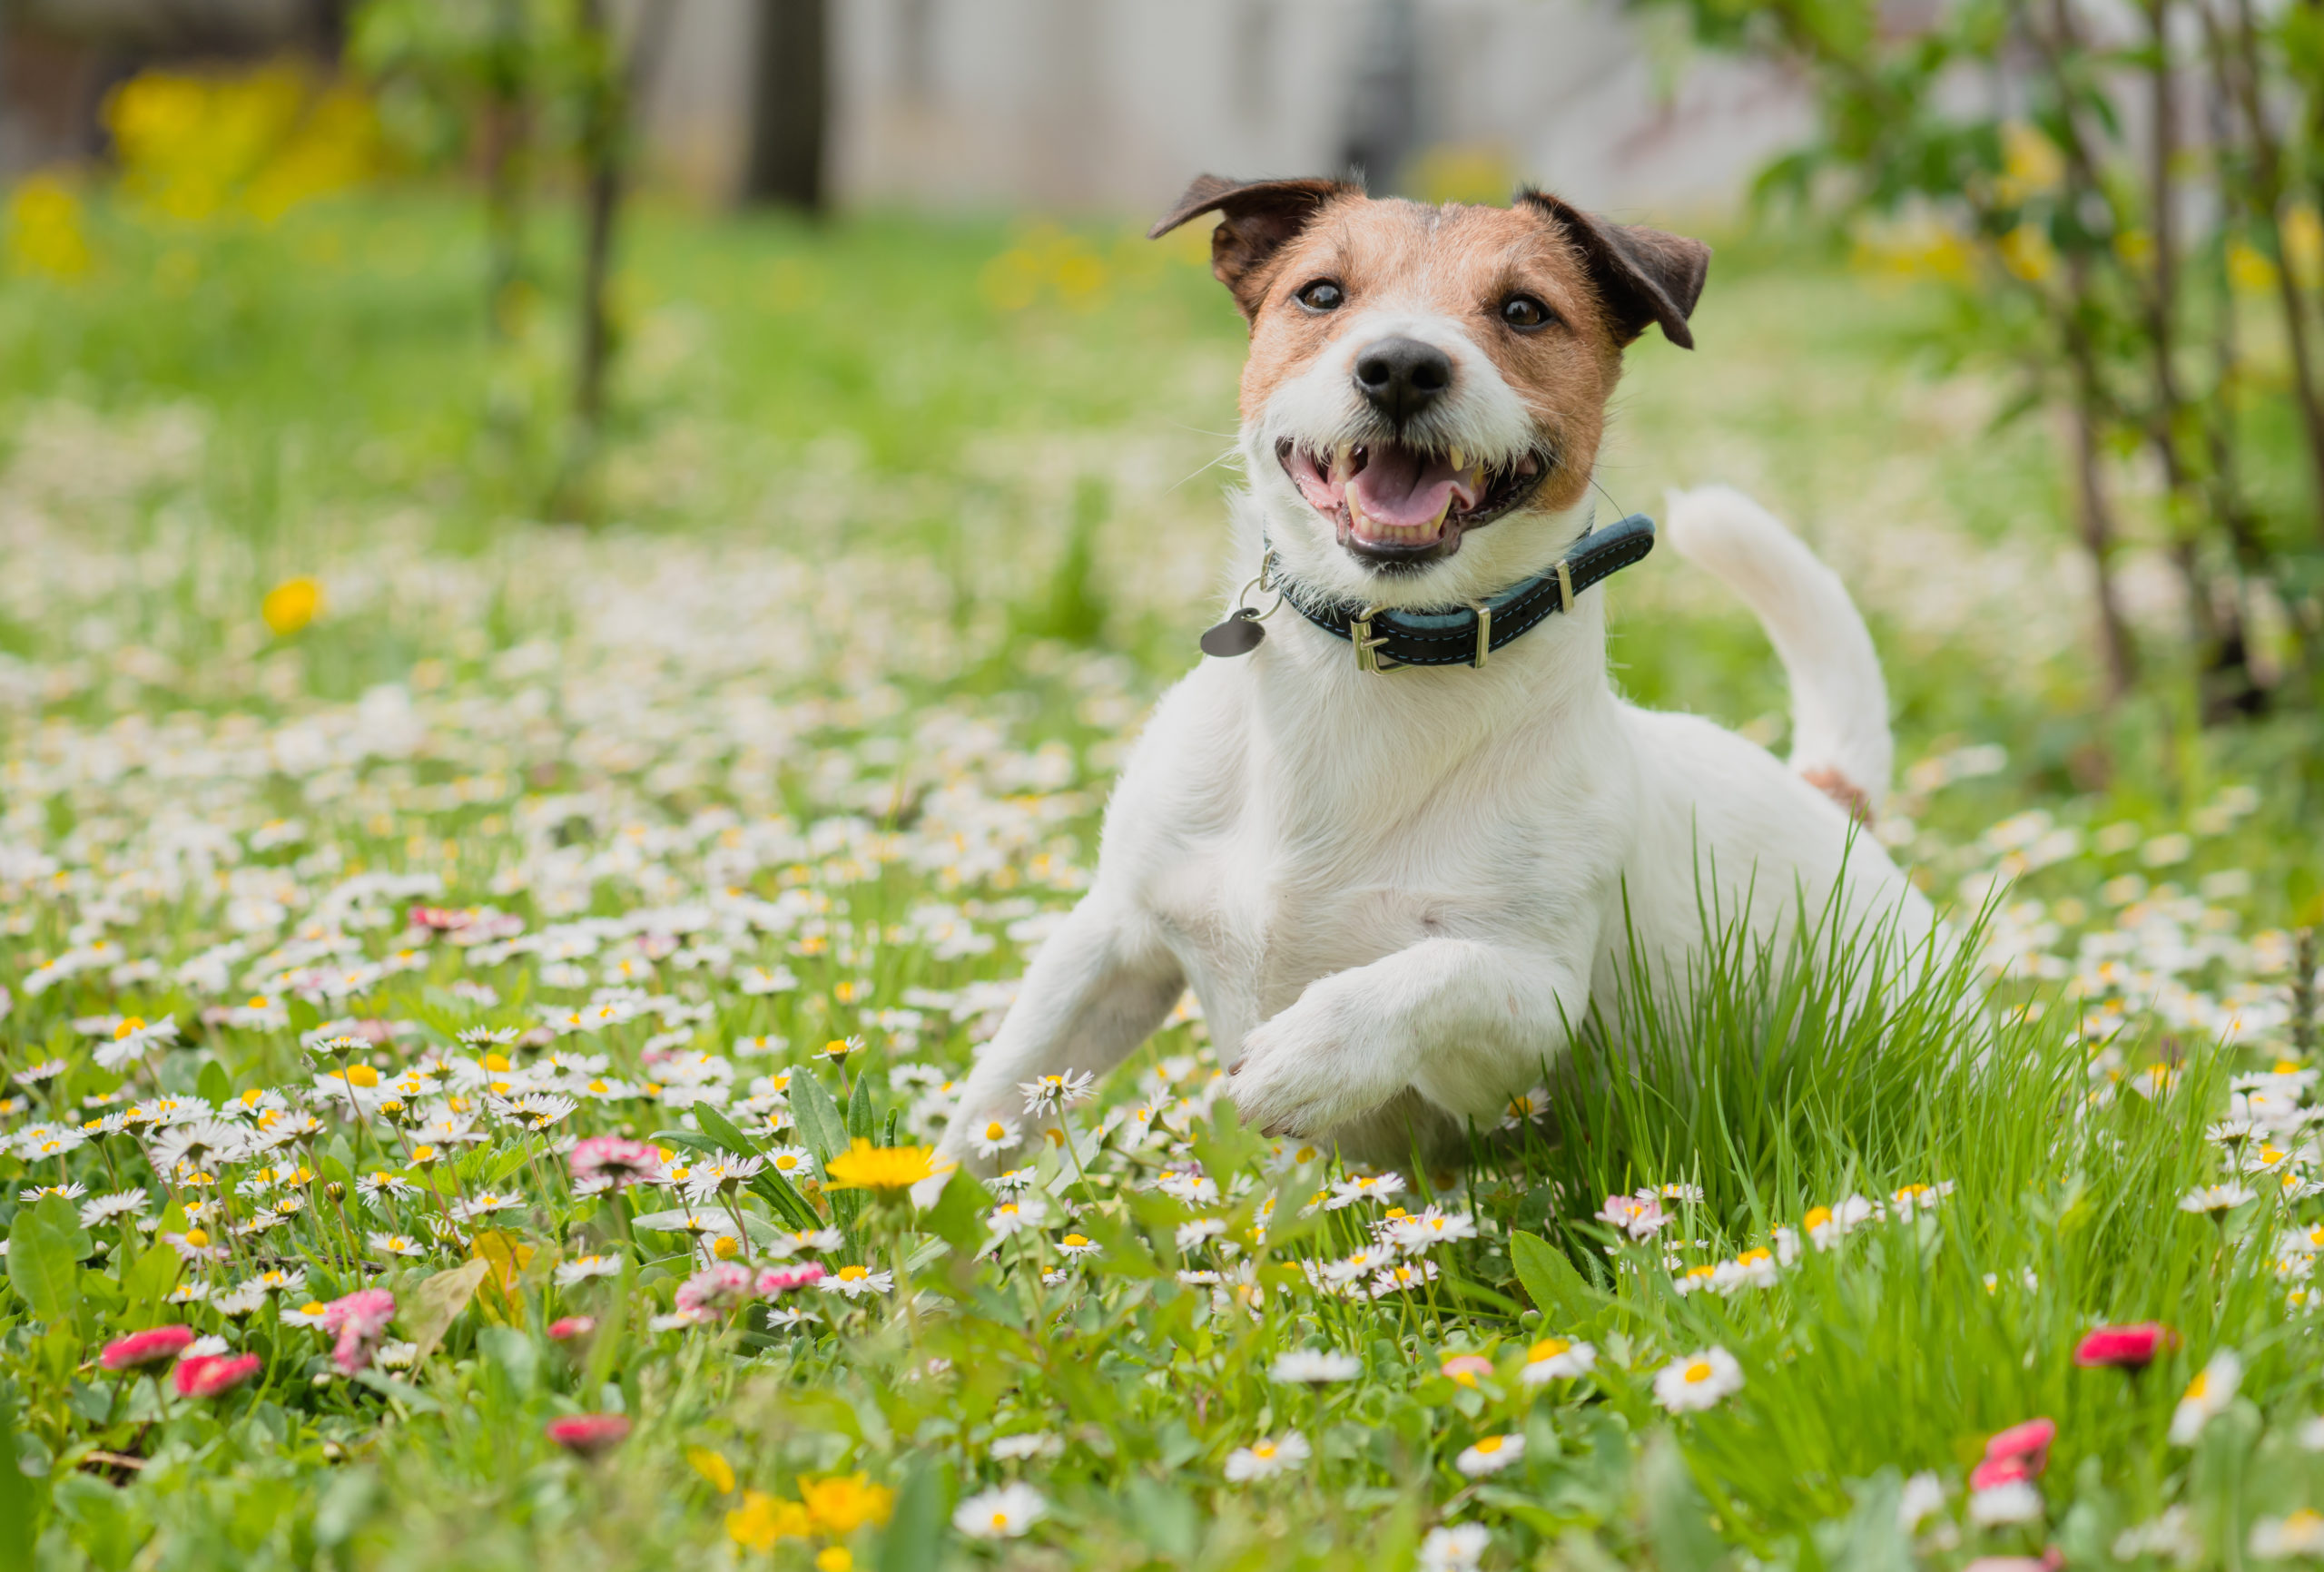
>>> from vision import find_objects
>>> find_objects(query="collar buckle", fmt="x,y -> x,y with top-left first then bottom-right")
1351,608 -> 1404,675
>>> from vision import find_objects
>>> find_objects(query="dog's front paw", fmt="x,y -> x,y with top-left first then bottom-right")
1228,985 -> 1409,1138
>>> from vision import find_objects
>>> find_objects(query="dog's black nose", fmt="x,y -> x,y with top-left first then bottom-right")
1353,338 -> 1452,425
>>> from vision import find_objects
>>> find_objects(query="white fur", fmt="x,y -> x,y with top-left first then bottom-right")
1664,484 -> 1895,801
940,317 -> 1934,1166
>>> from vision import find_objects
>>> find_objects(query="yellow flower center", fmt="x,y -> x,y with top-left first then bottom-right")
1685,1361 -> 1713,1384
1803,1206 -> 1833,1229
2186,1372 -> 2209,1399
183,1228 -> 209,1247
713,1236 -> 743,1260
113,1017 -> 144,1039
1253,1443 -> 1275,1459
343,1065 -> 379,1087
300,1301 -> 324,1315
837,1265 -> 869,1282
984,1122 -> 1005,1140
1530,1339 -> 1571,1361
1475,1437 -> 1502,1453
1062,1234 -> 1089,1249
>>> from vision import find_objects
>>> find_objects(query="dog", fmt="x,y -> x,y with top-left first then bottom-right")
938,176 -> 1935,1167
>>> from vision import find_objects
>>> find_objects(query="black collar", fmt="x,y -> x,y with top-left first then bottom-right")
1276,513 -> 1656,673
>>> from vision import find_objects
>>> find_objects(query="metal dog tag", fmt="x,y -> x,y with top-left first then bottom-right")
1199,609 -> 1265,657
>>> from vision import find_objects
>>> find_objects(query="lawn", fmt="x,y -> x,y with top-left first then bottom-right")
2,187 -> 2322,1572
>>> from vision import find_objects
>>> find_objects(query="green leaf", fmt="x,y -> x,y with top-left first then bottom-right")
876,1456 -> 952,1572
745,1168 -> 822,1232
7,1197 -> 87,1326
310,1468 -> 377,1549
692,1103 -> 762,1159
1441,1276 -> 1523,1315
844,1071 -> 875,1143
351,1369 -> 442,1414
789,1071 -> 851,1165
1510,1229 -> 1600,1327
195,1058 -> 232,1108
120,1241 -> 180,1323
0,1378 -> 42,1572
1640,1431 -> 1729,1572
920,1169 -> 993,1258
402,1257 -> 490,1367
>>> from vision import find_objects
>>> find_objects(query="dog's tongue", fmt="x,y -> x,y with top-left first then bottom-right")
1350,443 -> 1462,530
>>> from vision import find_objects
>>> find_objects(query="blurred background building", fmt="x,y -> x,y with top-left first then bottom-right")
3,0 -> 1807,215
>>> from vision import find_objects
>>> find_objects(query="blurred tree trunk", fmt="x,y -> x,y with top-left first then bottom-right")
567,0 -> 675,496
1342,0 -> 1418,192
575,0 -> 623,435
481,0 -> 530,340
743,0 -> 826,211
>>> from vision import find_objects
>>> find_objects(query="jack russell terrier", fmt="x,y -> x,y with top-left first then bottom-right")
939,176 -> 1934,1166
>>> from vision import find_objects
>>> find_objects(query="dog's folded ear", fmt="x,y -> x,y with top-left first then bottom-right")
1149,174 -> 1360,319
1517,190 -> 1711,350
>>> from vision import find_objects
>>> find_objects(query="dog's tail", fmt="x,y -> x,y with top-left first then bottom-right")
1663,485 -> 1891,820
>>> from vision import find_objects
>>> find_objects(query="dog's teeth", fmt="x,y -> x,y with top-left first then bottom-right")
1347,490 -> 1368,529
1448,447 -> 1465,471
1333,442 -> 1353,480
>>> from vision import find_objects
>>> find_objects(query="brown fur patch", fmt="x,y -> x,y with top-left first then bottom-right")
1800,766 -> 1876,828
1234,198 -> 1634,516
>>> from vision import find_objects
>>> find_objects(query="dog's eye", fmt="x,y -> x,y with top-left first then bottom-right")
1295,280 -> 1344,312
1500,295 -> 1554,330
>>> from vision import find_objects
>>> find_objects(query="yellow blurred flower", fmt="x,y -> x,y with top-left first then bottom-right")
2228,240 -> 2280,296
1413,142 -> 1516,206
6,175 -> 94,280
1852,213 -> 1972,284
686,1446 -> 735,1493
815,1549 -> 854,1572
1997,223 -> 2058,284
822,1139 -> 950,1193
979,222 -> 1112,312
2113,228 -> 2154,271
262,575 -> 322,635
799,1471 -> 894,1535
104,63 -> 375,228
726,1489 -> 812,1551
2285,205 -> 2322,286
1996,121 -> 2065,206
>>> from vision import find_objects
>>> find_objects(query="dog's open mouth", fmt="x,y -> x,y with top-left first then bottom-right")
1278,438 -> 1551,564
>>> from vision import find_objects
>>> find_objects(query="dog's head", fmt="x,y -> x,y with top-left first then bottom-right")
1152,176 -> 1709,607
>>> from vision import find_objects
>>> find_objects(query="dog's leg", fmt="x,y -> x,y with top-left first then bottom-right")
1226,937 -> 1591,1141
938,893 -> 1184,1166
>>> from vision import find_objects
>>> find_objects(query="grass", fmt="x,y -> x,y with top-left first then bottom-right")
1,183 -> 2323,1571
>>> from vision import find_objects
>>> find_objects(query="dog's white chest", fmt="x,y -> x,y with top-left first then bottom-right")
1133,732 -> 1565,1055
